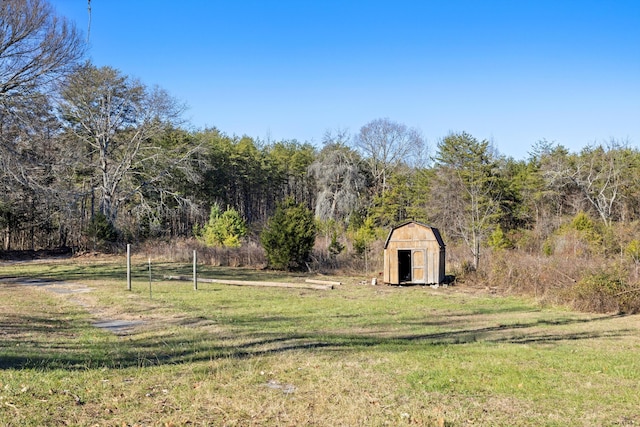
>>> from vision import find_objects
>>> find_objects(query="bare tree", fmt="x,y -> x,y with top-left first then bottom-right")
0,0 -> 84,111
543,141 -> 634,226
0,0 -> 83,249
571,145 -> 623,226
353,118 -> 424,196
58,63 -> 197,229
0,0 -> 84,186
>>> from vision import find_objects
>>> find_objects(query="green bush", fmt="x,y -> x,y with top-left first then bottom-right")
260,199 -> 317,271
569,211 -> 617,255
195,204 -> 247,248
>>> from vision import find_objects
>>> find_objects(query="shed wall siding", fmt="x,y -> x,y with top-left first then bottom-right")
383,222 -> 445,285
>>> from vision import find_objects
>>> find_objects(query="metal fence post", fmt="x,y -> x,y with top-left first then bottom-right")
193,250 -> 198,290
127,244 -> 131,291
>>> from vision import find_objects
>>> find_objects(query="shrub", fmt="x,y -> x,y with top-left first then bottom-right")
569,211 -> 617,255
571,268 -> 640,314
260,199 -> 317,271
545,212 -> 618,257
571,211 -> 595,233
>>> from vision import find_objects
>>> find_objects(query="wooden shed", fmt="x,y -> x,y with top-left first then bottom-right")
383,221 -> 445,285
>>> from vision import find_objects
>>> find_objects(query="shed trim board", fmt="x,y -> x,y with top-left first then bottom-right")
383,221 -> 445,285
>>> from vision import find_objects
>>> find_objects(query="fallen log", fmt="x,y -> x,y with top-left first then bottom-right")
163,275 -> 333,290
305,278 -> 342,286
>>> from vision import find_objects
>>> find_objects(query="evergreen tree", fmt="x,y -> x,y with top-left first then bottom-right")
196,204 -> 247,248
260,198 -> 317,270
431,132 -> 503,270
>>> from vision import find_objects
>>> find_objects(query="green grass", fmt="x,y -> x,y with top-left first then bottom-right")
1,257 -> 639,425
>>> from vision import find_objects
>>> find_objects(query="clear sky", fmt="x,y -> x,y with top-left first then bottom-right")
50,0 -> 640,160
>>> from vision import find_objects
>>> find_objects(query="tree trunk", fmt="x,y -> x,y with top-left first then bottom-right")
3,225 -> 9,251
473,240 -> 480,271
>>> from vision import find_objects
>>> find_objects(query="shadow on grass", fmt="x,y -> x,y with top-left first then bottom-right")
0,307 -> 630,371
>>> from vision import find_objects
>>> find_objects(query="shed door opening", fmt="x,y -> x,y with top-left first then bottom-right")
398,250 -> 412,283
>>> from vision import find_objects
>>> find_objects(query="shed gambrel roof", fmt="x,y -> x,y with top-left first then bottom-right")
383,221 -> 446,249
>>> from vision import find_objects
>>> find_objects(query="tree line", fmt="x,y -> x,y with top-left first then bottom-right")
3,0 -> 640,297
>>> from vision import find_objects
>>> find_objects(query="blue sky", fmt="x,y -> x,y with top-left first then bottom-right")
51,0 -> 640,160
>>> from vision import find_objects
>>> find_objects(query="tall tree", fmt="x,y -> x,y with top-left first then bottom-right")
0,0 -> 83,112
265,140 -> 316,206
529,141 -> 578,232
308,130 -> 364,223
58,63 -> 193,231
353,118 -> 425,198
431,132 -> 503,270
0,95 -> 67,250
127,127 -> 203,239
196,131 -> 272,224
0,0 -> 84,250
369,168 -> 421,227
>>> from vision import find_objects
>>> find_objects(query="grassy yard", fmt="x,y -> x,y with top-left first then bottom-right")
1,257 -> 639,426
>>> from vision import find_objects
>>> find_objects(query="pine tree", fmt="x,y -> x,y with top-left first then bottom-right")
196,204 -> 247,248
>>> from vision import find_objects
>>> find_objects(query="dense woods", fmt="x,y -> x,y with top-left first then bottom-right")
2,0 -> 640,312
